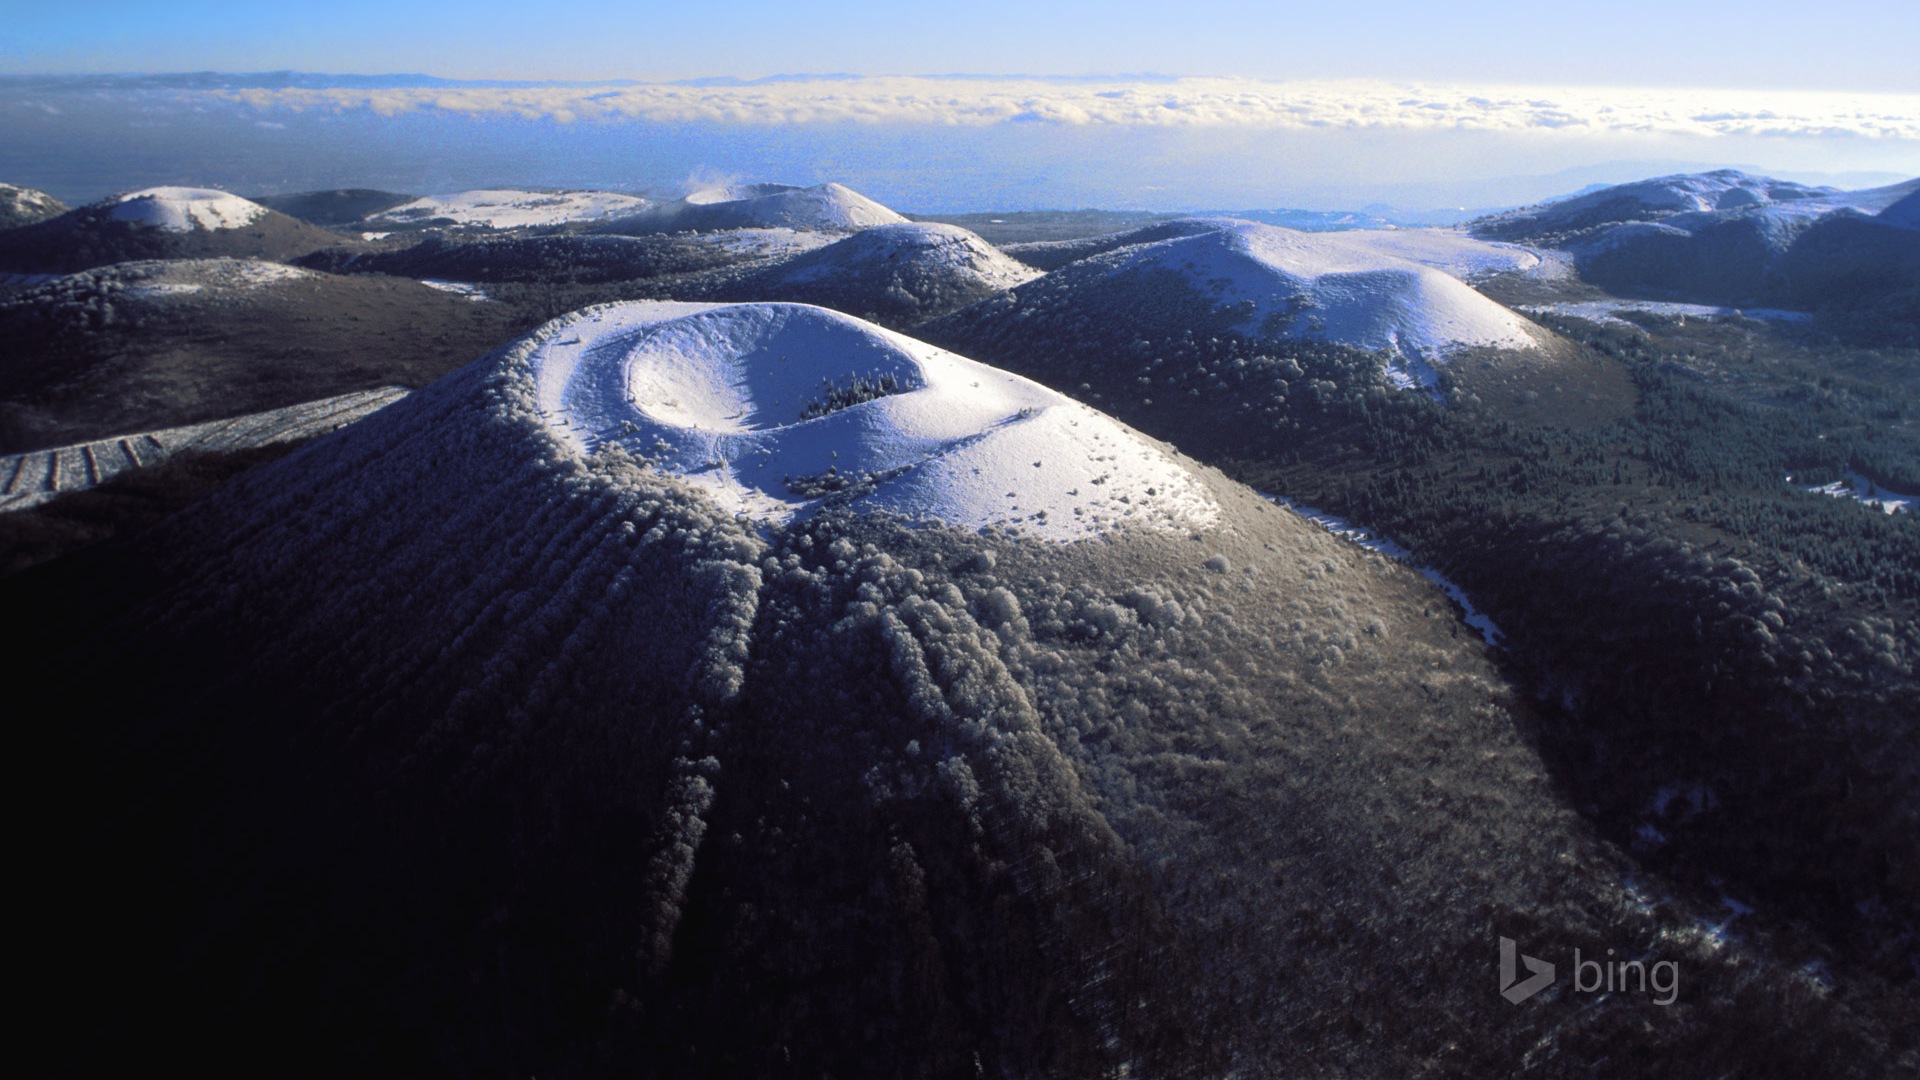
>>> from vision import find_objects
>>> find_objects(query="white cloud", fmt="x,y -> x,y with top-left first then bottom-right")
200,76 -> 1920,140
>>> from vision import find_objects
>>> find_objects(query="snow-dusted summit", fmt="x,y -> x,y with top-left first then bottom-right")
681,182 -> 906,230
727,222 -> 1039,324
532,302 -> 1216,539
774,223 -> 1038,292
107,187 -> 269,233
1078,219 -> 1540,370
0,183 -> 67,229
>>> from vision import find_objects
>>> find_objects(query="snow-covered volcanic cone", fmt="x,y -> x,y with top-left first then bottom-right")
106,186 -> 268,232
606,181 -> 908,235
534,302 -> 1215,539
0,186 -> 347,272
932,217 -> 1547,392
722,222 -> 1038,324
1095,218 -> 1540,361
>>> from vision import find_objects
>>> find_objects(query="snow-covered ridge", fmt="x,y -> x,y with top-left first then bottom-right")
0,387 -> 407,513
373,189 -> 653,229
1099,218 -> 1542,381
1582,170 -> 1837,214
108,187 -> 269,232
530,301 -> 1218,540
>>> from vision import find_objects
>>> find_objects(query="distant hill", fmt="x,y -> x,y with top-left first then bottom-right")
721,222 -> 1038,325
0,183 -> 67,230
1879,189 -> 1920,230
1470,169 -> 1871,242
0,187 -> 353,273
1469,171 -> 1920,336
602,181 -> 907,235
0,257 -> 524,451
937,218 -> 1548,391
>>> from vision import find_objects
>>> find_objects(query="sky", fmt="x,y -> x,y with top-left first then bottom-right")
6,0 -> 1919,90
1,1 -> 1916,211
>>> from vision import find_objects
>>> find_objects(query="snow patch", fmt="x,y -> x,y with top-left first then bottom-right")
1317,228 -> 1541,280
696,227 -> 836,258
108,187 -> 268,233
1791,470 -> 1916,514
419,279 -> 492,302
1522,299 -> 1813,329
530,301 -> 1218,540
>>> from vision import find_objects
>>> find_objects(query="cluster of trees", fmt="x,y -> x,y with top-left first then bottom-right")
797,370 -> 905,420
931,283 -> 1920,976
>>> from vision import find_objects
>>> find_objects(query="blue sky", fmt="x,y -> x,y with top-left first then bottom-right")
4,0 -> 1917,91
1,2 -> 1914,211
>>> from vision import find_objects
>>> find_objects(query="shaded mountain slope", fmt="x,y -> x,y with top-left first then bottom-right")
0,258 -> 524,451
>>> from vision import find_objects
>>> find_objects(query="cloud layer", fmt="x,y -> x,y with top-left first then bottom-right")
195,76 -> 1920,140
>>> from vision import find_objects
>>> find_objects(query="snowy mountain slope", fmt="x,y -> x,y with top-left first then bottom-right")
772,224 -> 1036,291
1473,170 -> 1848,241
0,387 -> 406,513
1321,227 -> 1541,280
682,182 -> 796,205
107,187 -> 268,232
1009,218 -> 1537,281
1465,170 -> 1920,314
0,183 -> 67,230
534,302 -> 1215,539
721,222 -> 1039,325
1569,197 -> 1920,309
604,181 -> 908,235
0,259 -> 521,451
999,218 -> 1544,382
371,188 -> 654,230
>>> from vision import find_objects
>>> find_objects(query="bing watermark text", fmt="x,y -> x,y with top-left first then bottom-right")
1500,937 -> 1679,1005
